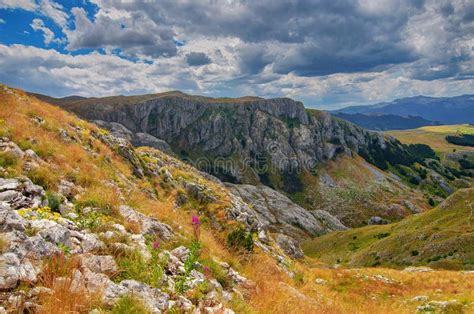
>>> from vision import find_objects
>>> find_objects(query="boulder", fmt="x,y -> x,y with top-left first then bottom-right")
79,254 -> 118,274
0,204 -> 28,232
226,183 -> 346,237
0,253 -> 20,290
367,216 -> 389,225
275,234 -> 304,259
119,280 -> 170,312
118,205 -> 173,240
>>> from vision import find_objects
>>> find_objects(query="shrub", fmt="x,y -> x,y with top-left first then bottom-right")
375,233 -> 390,239
112,295 -> 148,314
428,197 -> 435,206
0,151 -> 18,167
46,191 -> 63,212
446,134 -> 474,147
226,228 -> 254,252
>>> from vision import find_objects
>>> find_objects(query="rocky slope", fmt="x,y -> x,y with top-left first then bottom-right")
0,84 -> 355,313
3,86 -> 474,313
38,91 -> 437,227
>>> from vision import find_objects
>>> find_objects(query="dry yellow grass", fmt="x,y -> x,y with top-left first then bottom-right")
38,254 -> 103,313
1,85 -> 473,313
387,124 -> 474,154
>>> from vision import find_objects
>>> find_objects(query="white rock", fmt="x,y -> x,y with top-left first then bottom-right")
171,246 -> 190,262
80,254 -> 118,274
0,253 -> 20,289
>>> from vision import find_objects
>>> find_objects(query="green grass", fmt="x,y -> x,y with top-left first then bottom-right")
114,249 -> 164,288
302,188 -> 474,270
112,295 -> 149,314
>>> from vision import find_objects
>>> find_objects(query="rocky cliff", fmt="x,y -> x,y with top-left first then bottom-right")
52,93 -> 396,185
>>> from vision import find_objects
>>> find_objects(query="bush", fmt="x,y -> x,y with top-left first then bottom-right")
226,228 -> 254,252
46,191 -> 63,212
446,134 -> 474,147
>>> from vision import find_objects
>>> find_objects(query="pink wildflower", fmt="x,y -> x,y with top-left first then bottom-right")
192,215 -> 201,241
152,241 -> 160,250
192,215 -> 200,225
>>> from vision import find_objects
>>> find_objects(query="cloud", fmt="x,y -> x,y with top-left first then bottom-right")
37,0 -> 68,27
0,0 -> 36,11
0,18 -> 5,24
185,52 -> 211,66
0,43 -> 472,111
30,18 -> 58,45
65,6 -> 177,58
0,0 -> 68,27
0,0 -> 473,108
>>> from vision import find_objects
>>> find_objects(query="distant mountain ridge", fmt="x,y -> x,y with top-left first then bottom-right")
333,112 -> 439,131
332,94 -> 474,126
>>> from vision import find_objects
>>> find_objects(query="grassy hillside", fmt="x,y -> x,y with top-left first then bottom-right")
291,155 -> 428,227
1,85 -> 473,313
387,124 -> 474,154
302,188 -> 474,270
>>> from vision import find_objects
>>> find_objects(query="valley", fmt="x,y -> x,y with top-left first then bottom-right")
0,85 -> 472,313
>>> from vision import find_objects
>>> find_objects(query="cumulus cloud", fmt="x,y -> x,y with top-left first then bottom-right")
65,6 -> 177,58
66,0 -> 472,80
0,43 -> 471,110
1,0 -> 473,108
0,0 -> 67,27
0,0 -> 36,11
30,18 -> 58,45
185,52 -> 211,66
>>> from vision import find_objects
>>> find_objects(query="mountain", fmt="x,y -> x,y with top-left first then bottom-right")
333,94 -> 474,125
303,188 -> 474,270
36,91 -> 440,227
333,112 -> 439,131
0,84 -> 346,312
2,84 -> 474,313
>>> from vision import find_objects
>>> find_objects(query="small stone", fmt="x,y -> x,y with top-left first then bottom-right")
171,246 -> 190,262
315,278 -> 327,285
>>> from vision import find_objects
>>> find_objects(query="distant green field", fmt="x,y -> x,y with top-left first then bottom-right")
387,124 -> 474,153
302,188 -> 474,270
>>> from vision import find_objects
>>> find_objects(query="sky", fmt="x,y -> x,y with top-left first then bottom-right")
0,0 -> 473,109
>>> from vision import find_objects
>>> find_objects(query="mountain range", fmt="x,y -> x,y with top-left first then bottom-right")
331,94 -> 474,130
